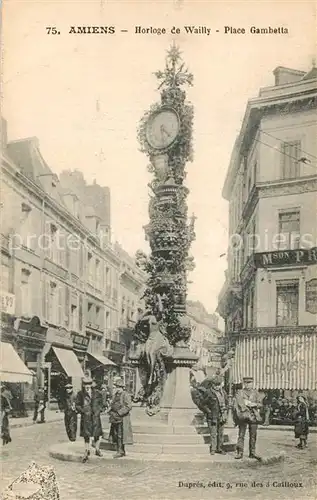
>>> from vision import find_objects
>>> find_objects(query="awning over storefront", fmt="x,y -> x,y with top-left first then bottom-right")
0,342 -> 34,383
51,347 -> 84,378
232,333 -> 317,390
87,352 -> 117,368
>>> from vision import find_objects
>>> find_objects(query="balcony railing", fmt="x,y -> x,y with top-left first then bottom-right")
232,325 -> 317,337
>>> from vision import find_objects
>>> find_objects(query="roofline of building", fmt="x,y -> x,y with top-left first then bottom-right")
222,79 -> 317,200
2,152 -> 122,267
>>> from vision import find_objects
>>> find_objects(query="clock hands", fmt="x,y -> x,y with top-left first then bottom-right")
160,124 -> 171,137
160,124 -> 171,145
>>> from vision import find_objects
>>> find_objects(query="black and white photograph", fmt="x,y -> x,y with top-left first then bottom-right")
0,1 -> 316,499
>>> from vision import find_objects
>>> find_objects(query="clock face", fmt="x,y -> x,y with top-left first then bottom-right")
146,108 -> 180,150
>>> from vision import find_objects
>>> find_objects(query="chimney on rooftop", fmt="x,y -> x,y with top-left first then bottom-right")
273,66 -> 305,86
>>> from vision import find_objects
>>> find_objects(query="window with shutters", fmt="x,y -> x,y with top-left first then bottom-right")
105,266 -> 111,298
79,244 -> 84,277
277,210 -> 300,250
57,286 -> 64,325
19,204 -> 34,250
95,259 -> 101,290
79,294 -> 83,331
87,251 -> 94,284
20,269 -> 31,316
0,253 -> 10,292
276,280 -> 299,326
281,141 -> 301,179
48,281 -> 58,324
96,306 -> 101,329
70,294 -> 79,331
87,302 -> 93,324
64,287 -> 70,327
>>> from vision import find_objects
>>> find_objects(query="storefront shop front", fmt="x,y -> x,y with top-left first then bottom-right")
12,316 -> 47,412
86,351 -> 117,386
232,329 -> 317,391
44,327 -> 84,408
0,342 -> 34,383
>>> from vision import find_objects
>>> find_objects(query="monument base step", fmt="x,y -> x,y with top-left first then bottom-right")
100,440 -> 235,454
49,441 -> 238,463
102,428 -> 231,445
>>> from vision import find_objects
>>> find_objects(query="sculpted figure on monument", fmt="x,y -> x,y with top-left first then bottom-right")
132,294 -> 173,416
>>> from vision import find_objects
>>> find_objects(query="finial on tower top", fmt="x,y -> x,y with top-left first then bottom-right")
312,57 -> 316,68
154,42 -> 193,90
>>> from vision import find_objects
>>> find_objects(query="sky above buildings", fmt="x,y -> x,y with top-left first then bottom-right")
2,1 -> 315,315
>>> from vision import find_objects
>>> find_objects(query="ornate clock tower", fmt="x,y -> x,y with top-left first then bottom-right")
132,44 -> 199,424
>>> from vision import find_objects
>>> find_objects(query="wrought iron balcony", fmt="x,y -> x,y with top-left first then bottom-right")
232,325 -> 317,337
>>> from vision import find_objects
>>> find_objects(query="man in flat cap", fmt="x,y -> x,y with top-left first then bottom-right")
195,374 -> 228,455
108,376 -> 133,458
233,376 -> 263,460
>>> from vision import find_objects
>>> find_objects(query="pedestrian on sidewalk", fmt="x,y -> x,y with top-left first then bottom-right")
75,376 -> 104,463
193,374 -> 228,455
108,376 -> 133,458
294,395 -> 309,449
233,376 -> 263,461
262,391 -> 272,426
33,387 -> 46,424
91,379 -> 105,454
63,383 -> 77,442
1,385 -> 12,445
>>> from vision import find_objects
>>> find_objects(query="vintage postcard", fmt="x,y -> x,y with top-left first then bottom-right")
1,1 -> 316,499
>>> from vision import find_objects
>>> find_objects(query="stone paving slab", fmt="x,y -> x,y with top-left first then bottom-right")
10,410 -> 64,429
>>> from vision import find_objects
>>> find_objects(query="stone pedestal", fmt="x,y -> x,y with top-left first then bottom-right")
161,344 -> 198,426
121,345 -> 235,456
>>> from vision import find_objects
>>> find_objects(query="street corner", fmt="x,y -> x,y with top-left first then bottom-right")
49,441 -> 126,463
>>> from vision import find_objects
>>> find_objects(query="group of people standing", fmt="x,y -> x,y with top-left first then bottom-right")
63,375 -> 133,462
191,373 -> 311,459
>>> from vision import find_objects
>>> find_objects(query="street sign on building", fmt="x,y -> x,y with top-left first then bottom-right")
233,333 -> 317,390
0,290 -> 15,315
209,344 -> 226,354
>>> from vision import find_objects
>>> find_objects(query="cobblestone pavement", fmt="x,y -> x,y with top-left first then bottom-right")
1,421 -> 316,500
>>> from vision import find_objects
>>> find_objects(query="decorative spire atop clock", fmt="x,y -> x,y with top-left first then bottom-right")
154,42 -> 193,90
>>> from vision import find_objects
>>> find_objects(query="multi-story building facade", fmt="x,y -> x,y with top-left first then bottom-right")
218,66 -> 317,393
113,244 -> 146,393
0,119 -> 146,409
187,300 -> 224,369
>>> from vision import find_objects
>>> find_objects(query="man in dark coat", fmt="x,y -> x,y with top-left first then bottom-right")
294,395 -> 309,449
108,376 -> 133,458
233,376 -> 263,460
75,377 -> 104,462
1,386 -> 12,445
197,375 -> 228,455
63,383 -> 77,442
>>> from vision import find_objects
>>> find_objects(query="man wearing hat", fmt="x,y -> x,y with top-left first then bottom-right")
75,376 -> 104,462
233,376 -> 263,460
197,374 -> 228,455
108,376 -> 133,458
63,383 -> 77,442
